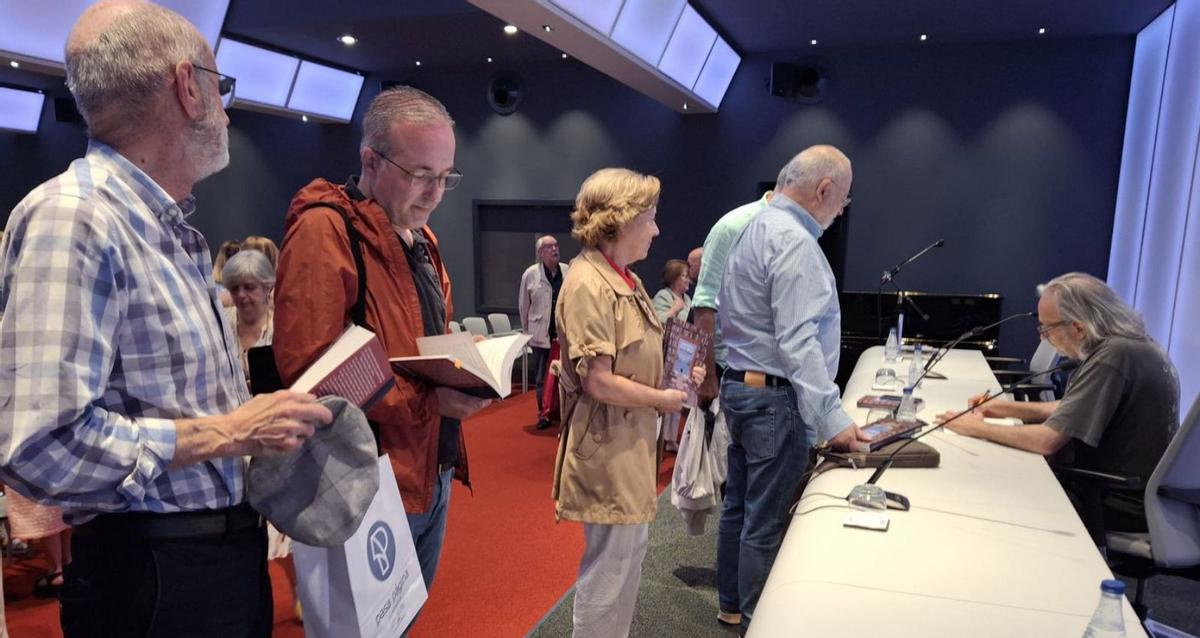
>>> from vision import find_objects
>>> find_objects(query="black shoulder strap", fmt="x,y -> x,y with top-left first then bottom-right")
296,201 -> 368,328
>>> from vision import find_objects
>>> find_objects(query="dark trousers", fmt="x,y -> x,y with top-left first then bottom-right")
61,517 -> 272,637
531,345 -> 552,412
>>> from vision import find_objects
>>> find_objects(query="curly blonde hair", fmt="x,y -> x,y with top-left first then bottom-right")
570,168 -> 660,248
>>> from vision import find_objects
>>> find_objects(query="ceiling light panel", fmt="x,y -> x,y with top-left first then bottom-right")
610,0 -> 687,66
287,61 -> 364,122
547,0 -> 623,35
0,0 -> 228,64
215,38 -> 299,108
657,4 -> 716,89
0,85 -> 45,133
692,36 -> 739,108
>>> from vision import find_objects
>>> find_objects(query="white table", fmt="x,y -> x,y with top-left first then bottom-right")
747,346 -> 1146,637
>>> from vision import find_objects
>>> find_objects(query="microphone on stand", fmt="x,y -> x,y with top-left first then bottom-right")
920,311 -> 1038,382
880,239 -> 944,284
877,239 -> 944,340
846,359 -> 1081,509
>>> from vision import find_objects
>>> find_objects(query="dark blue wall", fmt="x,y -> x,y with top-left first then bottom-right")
1,35 -> 1133,358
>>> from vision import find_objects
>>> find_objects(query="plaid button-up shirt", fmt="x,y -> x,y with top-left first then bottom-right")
0,141 -> 250,524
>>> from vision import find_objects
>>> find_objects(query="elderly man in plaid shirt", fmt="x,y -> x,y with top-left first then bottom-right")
0,2 -> 330,636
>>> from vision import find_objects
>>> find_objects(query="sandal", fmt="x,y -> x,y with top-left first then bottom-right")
34,571 -> 63,599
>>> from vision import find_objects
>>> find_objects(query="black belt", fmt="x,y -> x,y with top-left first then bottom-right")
76,503 -> 264,541
725,369 -> 793,388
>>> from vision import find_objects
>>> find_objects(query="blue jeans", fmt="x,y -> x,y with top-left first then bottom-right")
716,380 -> 815,626
406,468 -> 454,590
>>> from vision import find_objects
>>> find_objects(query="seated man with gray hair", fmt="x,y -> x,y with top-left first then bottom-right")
937,272 -> 1179,544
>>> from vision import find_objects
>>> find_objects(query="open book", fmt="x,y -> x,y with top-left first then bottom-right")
390,332 -> 532,399
289,324 -> 395,409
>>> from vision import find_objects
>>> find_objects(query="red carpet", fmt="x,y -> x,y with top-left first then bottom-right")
2,391 -> 675,637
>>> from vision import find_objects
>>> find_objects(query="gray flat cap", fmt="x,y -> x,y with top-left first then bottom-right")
247,395 -> 380,547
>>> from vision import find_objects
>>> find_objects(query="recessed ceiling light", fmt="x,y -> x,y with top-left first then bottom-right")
338,34 -> 357,46
561,53 -> 568,59
920,34 -> 927,41
503,24 -> 518,35
9,60 -> 19,68
415,60 -> 422,66
302,115 -> 309,122
487,57 -> 493,63
542,24 -> 553,32
810,39 -> 818,46
1038,27 -> 1047,35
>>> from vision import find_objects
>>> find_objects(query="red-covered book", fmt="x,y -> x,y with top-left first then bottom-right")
660,318 -> 712,409
289,324 -> 394,410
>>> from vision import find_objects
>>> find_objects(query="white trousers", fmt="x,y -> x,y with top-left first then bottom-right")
572,522 -> 650,638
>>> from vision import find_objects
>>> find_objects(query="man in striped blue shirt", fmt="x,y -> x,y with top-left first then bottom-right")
716,145 -> 870,632
0,3 -> 330,635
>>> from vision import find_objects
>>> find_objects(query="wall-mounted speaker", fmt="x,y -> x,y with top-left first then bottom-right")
769,61 -> 829,104
487,71 -> 524,116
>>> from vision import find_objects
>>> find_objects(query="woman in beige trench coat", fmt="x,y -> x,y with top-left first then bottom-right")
553,168 -> 704,638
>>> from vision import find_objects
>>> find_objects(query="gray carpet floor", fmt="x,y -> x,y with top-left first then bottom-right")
527,489 -> 1200,638
529,489 -> 737,638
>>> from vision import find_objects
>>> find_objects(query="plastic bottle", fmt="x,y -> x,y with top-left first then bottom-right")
896,387 -> 917,422
907,343 -> 924,387
884,327 -> 900,362
1081,579 -> 1126,638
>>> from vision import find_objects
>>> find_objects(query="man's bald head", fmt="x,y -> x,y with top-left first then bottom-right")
65,0 -> 211,143
687,247 -> 703,280
774,145 -> 853,229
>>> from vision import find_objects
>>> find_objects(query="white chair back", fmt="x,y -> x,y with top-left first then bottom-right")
461,316 -> 489,337
487,313 -> 513,335
1144,394 -> 1200,568
1029,340 -> 1060,401
448,321 -> 463,334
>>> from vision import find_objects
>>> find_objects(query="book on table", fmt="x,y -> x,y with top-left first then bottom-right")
857,394 -> 926,411
288,324 -> 395,409
389,332 -> 532,399
660,318 -> 713,409
859,417 -> 928,451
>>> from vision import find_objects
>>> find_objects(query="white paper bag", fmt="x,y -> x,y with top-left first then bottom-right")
293,456 -> 427,638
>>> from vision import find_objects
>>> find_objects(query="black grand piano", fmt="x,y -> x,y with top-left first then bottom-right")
835,290 -> 1003,389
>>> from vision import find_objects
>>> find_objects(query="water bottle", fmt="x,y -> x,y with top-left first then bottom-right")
896,387 -> 917,422
884,327 -> 900,362
907,343 -> 924,387
1082,579 -> 1126,638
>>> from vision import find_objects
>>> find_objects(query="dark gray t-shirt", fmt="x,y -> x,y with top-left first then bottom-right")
1047,336 -> 1179,519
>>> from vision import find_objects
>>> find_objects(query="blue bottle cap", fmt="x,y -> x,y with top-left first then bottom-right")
1100,579 -> 1126,595
903,386 -> 914,394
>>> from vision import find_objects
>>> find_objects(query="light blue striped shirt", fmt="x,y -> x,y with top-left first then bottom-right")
719,193 -> 853,441
691,192 -> 770,367
0,142 -> 250,523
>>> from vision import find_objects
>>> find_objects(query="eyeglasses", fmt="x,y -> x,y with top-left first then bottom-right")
193,64 -> 236,108
1037,319 -> 1070,336
371,148 -> 463,191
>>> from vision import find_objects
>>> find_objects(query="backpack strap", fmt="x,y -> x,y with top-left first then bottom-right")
296,201 -> 368,328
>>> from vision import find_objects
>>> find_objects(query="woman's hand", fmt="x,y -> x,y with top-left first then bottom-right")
690,365 -> 706,387
656,389 -> 687,413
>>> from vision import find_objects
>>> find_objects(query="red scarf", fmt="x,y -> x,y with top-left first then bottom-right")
601,252 -> 636,291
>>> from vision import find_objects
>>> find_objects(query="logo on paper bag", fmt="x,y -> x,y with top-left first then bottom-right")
367,521 -> 396,581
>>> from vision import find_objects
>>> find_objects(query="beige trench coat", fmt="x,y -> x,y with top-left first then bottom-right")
552,248 -> 665,525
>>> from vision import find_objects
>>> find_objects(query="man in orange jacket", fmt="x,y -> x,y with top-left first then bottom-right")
273,87 -> 490,596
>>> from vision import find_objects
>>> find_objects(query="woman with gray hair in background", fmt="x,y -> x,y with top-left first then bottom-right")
222,249 -> 275,386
